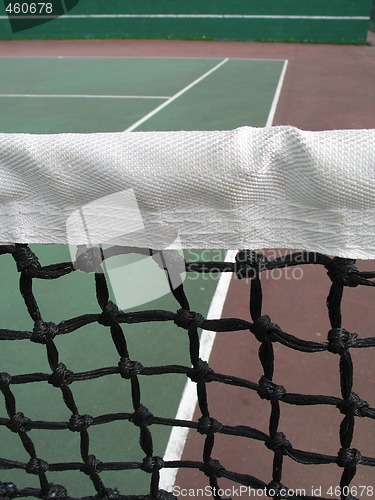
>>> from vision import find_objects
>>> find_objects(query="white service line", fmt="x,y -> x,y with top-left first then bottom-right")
0,93 -> 170,99
159,250 -> 237,491
159,59 -> 288,492
123,58 -> 229,132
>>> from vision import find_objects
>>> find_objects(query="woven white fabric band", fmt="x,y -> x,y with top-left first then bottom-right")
0,126 -> 374,258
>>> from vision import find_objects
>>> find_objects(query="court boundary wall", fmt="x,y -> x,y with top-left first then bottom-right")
0,0 -> 373,44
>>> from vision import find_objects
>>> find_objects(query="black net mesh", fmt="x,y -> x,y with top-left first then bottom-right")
0,244 -> 374,500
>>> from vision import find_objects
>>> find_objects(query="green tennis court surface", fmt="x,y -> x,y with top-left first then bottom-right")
0,57 -> 284,132
0,56 -> 285,496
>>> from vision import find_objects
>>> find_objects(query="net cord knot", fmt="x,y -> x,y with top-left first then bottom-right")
12,245 -> 41,274
118,358 -> 144,379
0,482 -> 18,498
6,412 -> 31,433
43,484 -> 68,499
257,376 -> 286,401
235,250 -> 267,280
31,321 -> 59,344
26,458 -> 49,475
98,301 -> 120,327
189,359 -> 213,383
48,363 -> 73,388
265,432 -> 292,453
197,416 -> 223,435
325,258 -> 359,287
0,372 -> 12,389
200,459 -> 224,478
337,448 -> 362,468
251,315 -> 280,343
174,309 -> 205,330
142,456 -> 164,473
155,490 -> 178,500
68,414 -> 94,432
337,392 -> 369,417
327,328 -> 358,354
130,404 -> 153,427
80,454 -> 102,476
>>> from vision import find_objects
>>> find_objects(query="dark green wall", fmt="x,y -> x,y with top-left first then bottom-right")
370,0 -> 375,31
0,0 -> 373,44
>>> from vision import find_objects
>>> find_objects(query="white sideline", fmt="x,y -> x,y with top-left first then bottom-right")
159,250 -> 237,490
159,60 -> 288,491
266,60 -> 288,128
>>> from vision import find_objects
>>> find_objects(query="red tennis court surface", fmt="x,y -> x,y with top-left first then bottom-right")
176,258 -> 375,496
1,38 -> 374,497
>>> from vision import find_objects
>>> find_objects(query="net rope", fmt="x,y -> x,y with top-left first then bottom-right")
0,244 -> 374,500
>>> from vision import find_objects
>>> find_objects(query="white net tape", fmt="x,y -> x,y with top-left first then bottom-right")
0,126 -> 374,258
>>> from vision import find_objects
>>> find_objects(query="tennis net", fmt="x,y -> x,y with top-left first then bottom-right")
0,127 -> 374,499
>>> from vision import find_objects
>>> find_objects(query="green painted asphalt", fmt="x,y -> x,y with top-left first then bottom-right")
0,57 -> 283,496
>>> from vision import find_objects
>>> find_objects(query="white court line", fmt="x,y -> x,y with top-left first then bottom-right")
0,56 -> 287,62
123,58 -> 228,131
159,59 -> 288,492
0,93 -> 170,99
1,14 -> 368,20
266,60 -> 288,128
159,250 -> 237,491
